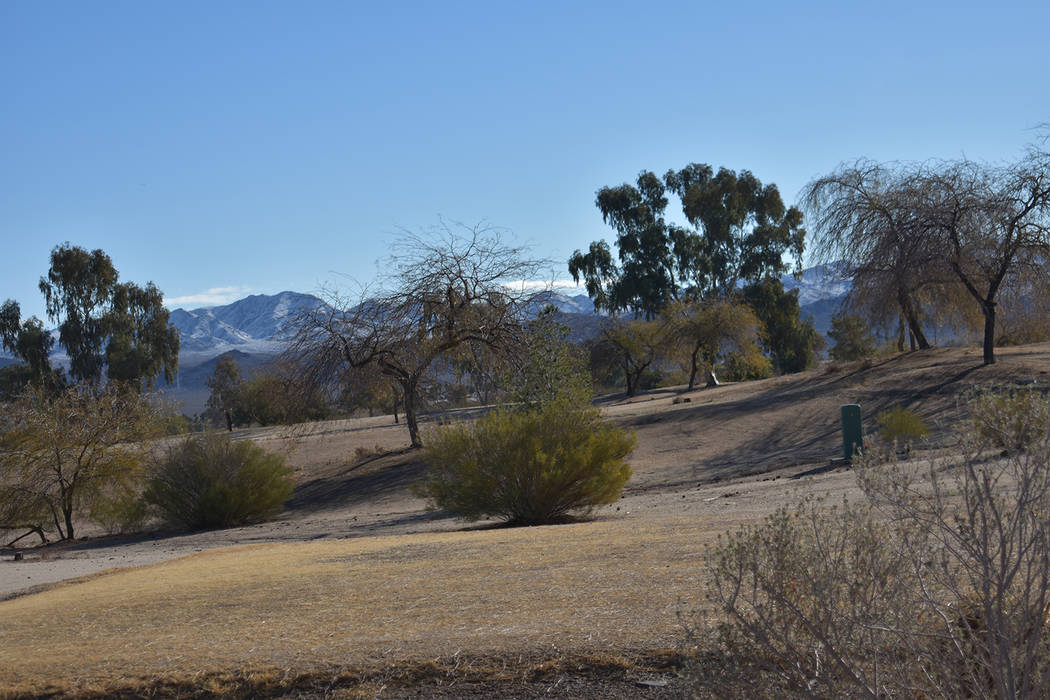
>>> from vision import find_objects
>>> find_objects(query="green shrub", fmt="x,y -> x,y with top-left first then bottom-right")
721,348 -> 774,382
89,490 -> 151,535
971,388 -> 1050,452
418,400 -> 635,525
876,405 -> 929,445
145,432 -> 294,530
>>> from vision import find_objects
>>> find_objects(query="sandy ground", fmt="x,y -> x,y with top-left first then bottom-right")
3,343 -> 1049,600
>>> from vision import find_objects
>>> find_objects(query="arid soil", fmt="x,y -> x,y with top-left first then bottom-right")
5,343 -> 1047,599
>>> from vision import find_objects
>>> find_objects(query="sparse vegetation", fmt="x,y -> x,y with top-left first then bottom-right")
971,387 -> 1050,452
145,432 -> 294,530
696,391 -> 1050,698
875,404 -> 929,445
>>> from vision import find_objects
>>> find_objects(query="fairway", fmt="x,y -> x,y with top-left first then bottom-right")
0,516 -> 711,697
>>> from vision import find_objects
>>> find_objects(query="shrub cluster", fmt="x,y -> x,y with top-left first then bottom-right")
146,432 -> 294,530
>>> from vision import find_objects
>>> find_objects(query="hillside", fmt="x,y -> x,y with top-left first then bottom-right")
5,343 -> 1045,697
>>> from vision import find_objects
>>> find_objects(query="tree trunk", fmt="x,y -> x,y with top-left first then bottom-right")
897,289 -> 930,350
63,505 -> 75,541
403,377 -> 421,447
897,316 -> 906,352
687,347 -> 700,391
982,301 -> 997,365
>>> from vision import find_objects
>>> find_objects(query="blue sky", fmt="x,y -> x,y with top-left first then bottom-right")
2,1 -> 1048,320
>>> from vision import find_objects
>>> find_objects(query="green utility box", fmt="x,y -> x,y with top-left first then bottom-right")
841,404 -> 863,460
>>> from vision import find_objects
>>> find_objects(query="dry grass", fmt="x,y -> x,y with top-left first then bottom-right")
6,344 -> 1050,697
0,516 -> 712,697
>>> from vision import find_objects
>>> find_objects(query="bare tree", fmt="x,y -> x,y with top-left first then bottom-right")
926,153 -> 1050,364
286,223 -> 546,447
802,160 -> 955,351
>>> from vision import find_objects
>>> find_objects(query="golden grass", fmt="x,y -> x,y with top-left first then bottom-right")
0,516 -> 715,697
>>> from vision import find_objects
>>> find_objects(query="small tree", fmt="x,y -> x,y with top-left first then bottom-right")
599,316 -> 670,397
0,384 -> 161,541
827,312 -> 877,361
742,278 -> 822,373
664,298 -> 762,389
205,355 -> 246,430
510,307 -> 592,409
0,300 -> 64,399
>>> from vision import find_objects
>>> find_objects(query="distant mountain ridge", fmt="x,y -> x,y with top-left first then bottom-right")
0,267 -> 849,413
169,291 -> 327,360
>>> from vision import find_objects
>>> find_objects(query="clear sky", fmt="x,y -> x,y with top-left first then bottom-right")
3,1 -> 1048,320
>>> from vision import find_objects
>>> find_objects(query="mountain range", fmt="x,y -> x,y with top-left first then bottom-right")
2,266 -> 850,413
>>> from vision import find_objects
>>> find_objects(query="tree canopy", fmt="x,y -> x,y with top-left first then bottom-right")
24,243 -> 181,387
569,164 -> 805,317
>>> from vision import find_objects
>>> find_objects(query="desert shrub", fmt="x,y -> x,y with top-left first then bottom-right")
418,400 -> 635,525
145,432 -> 294,530
971,388 -> 1050,452
89,490 -> 151,535
721,348 -> 774,382
876,405 -> 929,445
695,392 -> 1050,698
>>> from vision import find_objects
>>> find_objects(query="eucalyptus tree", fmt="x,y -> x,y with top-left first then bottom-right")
37,244 -> 179,387
287,223 -> 546,447
569,164 -> 805,318
0,300 -> 61,396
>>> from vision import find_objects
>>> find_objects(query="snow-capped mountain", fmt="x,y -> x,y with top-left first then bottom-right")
168,291 -> 327,361
782,263 -> 852,307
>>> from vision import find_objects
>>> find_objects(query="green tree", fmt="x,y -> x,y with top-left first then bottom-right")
511,307 -> 592,409
38,243 -> 179,386
828,312 -> 877,361
742,278 -> 822,374
0,384 -> 161,541
0,300 -> 63,398
663,298 -> 762,389
600,316 -> 670,397
569,164 -> 805,317
205,355 -> 246,430
664,164 -> 806,298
